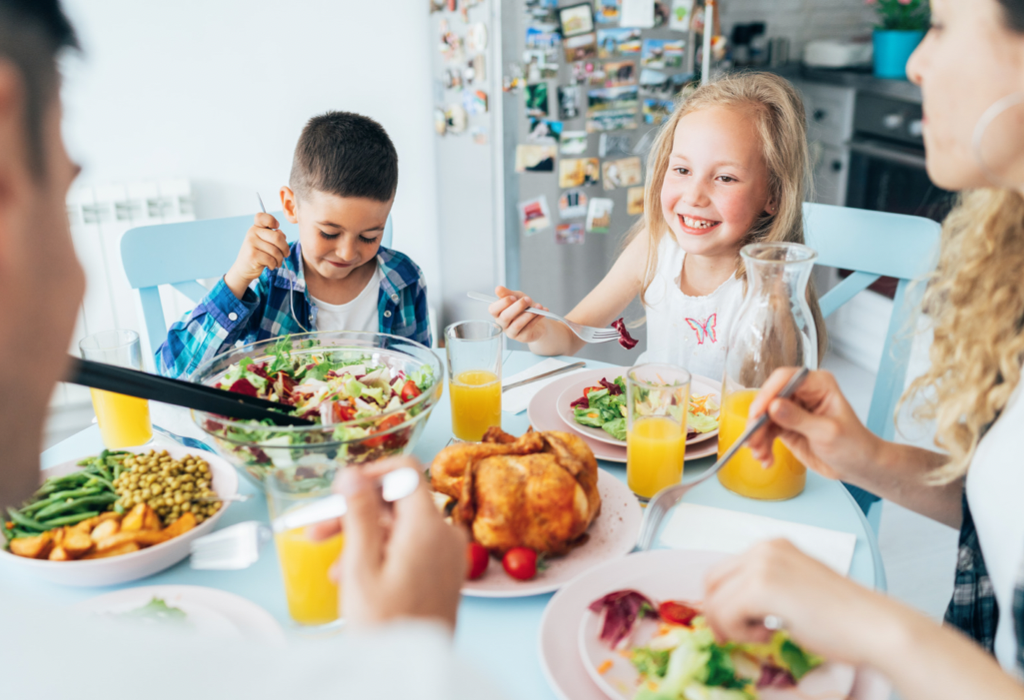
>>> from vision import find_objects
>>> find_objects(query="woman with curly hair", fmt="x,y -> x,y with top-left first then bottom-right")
701,1 -> 1024,698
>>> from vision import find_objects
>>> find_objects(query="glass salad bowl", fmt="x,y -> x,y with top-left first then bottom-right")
189,331 -> 443,487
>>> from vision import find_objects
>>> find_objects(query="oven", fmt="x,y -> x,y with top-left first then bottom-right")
843,93 -> 956,296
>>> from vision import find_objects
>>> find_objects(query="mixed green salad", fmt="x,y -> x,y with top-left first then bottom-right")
203,337 -> 436,471
570,376 -> 720,442
590,591 -> 823,700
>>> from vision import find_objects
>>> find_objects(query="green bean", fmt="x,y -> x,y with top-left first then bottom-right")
35,493 -> 117,520
6,508 -> 46,532
36,472 -> 91,495
40,511 -> 99,527
22,486 -> 104,515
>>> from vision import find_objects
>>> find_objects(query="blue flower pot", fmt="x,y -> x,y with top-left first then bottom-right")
873,29 -> 926,80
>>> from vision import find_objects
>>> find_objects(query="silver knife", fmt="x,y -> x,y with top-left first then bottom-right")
502,361 -> 587,392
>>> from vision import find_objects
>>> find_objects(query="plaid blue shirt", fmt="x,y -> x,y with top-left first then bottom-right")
156,242 -> 431,379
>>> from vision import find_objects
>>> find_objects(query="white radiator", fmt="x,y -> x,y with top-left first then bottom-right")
48,180 -> 197,443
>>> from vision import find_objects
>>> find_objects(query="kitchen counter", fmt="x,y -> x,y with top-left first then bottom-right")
758,63 -> 922,104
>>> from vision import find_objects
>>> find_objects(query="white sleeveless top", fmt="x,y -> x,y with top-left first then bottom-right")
636,234 -> 745,382
966,379 -> 1024,673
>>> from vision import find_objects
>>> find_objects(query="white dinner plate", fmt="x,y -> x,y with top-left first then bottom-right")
540,549 -> 863,700
554,368 -> 721,448
576,551 -> 855,700
76,584 -> 286,645
461,468 -> 642,598
528,374 -> 717,463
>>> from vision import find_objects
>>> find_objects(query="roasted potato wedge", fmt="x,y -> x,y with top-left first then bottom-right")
90,518 -> 120,543
162,512 -> 196,539
64,531 -> 94,558
10,531 -> 54,559
48,546 -> 71,561
81,542 -> 140,559
121,503 -> 148,532
141,507 -> 162,532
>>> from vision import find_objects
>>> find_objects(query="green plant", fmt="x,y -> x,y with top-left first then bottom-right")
867,0 -> 930,31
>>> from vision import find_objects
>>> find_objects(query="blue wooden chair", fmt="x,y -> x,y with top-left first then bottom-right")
121,213 -> 393,358
804,202 -> 942,530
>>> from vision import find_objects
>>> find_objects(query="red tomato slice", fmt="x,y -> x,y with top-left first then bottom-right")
400,379 -> 421,403
362,413 -> 406,449
466,542 -> 489,580
658,601 -> 700,626
502,547 -> 538,581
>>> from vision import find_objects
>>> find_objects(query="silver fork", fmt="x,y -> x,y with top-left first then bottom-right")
466,292 -> 621,344
634,368 -> 810,551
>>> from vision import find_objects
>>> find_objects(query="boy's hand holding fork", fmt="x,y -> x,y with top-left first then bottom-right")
223,212 -> 292,300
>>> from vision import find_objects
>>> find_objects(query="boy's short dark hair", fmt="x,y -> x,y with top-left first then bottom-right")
0,0 -> 78,178
289,111 -> 398,202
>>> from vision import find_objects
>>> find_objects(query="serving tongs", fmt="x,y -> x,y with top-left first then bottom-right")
66,356 -> 313,427
634,367 -> 810,551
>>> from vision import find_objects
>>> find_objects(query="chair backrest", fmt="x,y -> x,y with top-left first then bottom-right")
121,213 -> 393,354
803,202 -> 942,443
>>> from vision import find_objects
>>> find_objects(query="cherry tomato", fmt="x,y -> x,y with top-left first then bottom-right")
400,379 -> 421,403
582,386 -> 602,398
333,401 -> 356,423
658,601 -> 700,626
466,542 -> 489,580
362,413 -> 406,449
502,547 -> 538,581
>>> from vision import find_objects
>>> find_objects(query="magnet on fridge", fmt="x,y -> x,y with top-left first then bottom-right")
467,23 -> 488,52
471,126 -> 488,145
519,195 -> 553,235
446,104 -> 469,134
556,223 -> 585,244
434,108 -> 448,136
627,186 -> 645,215
559,189 -> 589,218
586,197 -> 615,233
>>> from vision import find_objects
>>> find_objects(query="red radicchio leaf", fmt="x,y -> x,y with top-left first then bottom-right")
588,589 -> 658,649
612,318 -> 638,350
599,378 -> 622,395
248,363 -> 269,378
570,395 -> 591,409
228,378 -> 259,397
757,665 -> 797,689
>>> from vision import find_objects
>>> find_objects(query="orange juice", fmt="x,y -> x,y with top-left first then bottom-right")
627,416 -> 687,500
89,388 -> 152,449
274,528 -> 345,627
449,370 -> 501,441
717,390 -> 805,500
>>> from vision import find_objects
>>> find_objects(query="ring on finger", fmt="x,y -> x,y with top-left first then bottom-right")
763,614 -> 786,631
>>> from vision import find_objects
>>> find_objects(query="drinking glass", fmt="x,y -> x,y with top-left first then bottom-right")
78,329 -> 153,449
718,242 -> 818,501
265,467 -> 344,631
445,320 -> 502,441
626,363 -> 690,501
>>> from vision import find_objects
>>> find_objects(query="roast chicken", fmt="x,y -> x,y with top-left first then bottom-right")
431,428 -> 601,556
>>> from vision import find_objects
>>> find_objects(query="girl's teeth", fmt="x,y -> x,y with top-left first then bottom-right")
682,215 -> 717,229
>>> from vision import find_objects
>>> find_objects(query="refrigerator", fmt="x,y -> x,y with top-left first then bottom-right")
431,0 -> 697,366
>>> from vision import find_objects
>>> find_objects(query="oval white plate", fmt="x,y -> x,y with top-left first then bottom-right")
76,584 -> 285,645
462,468 -> 642,598
577,555 -> 855,700
528,373 -> 718,464
555,368 -> 721,448
0,445 -> 237,587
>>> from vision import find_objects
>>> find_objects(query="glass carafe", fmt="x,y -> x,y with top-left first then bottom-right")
717,242 -> 818,500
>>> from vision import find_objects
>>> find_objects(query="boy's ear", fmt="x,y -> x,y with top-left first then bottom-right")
280,186 -> 299,224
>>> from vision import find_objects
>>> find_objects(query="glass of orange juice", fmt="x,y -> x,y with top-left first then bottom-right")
78,329 -> 153,449
625,363 -> 691,502
445,320 -> 502,441
265,470 -> 345,631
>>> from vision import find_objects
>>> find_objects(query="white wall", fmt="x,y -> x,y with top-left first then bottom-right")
720,0 -> 876,57
59,0 -> 442,309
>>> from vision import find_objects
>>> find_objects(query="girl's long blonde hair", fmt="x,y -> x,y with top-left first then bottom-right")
903,189 -> 1024,483
627,71 -> 827,358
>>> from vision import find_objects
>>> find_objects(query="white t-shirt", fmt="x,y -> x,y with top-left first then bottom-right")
966,379 -> 1024,673
311,262 -> 382,333
636,234 -> 745,381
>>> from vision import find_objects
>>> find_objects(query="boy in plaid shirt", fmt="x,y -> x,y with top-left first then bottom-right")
156,112 -> 431,378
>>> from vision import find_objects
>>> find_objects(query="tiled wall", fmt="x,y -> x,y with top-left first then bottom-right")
720,0 -> 877,57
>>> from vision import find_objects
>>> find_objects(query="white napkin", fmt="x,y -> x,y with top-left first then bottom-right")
501,358 -> 586,415
659,503 -> 857,575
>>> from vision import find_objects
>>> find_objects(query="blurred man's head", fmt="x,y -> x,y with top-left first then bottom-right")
0,0 -> 85,503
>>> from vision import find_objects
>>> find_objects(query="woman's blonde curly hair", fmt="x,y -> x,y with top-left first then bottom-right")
904,188 -> 1024,483
626,71 -> 827,359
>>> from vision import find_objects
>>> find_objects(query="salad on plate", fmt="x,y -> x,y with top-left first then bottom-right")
570,376 -> 719,442
589,590 -> 824,700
